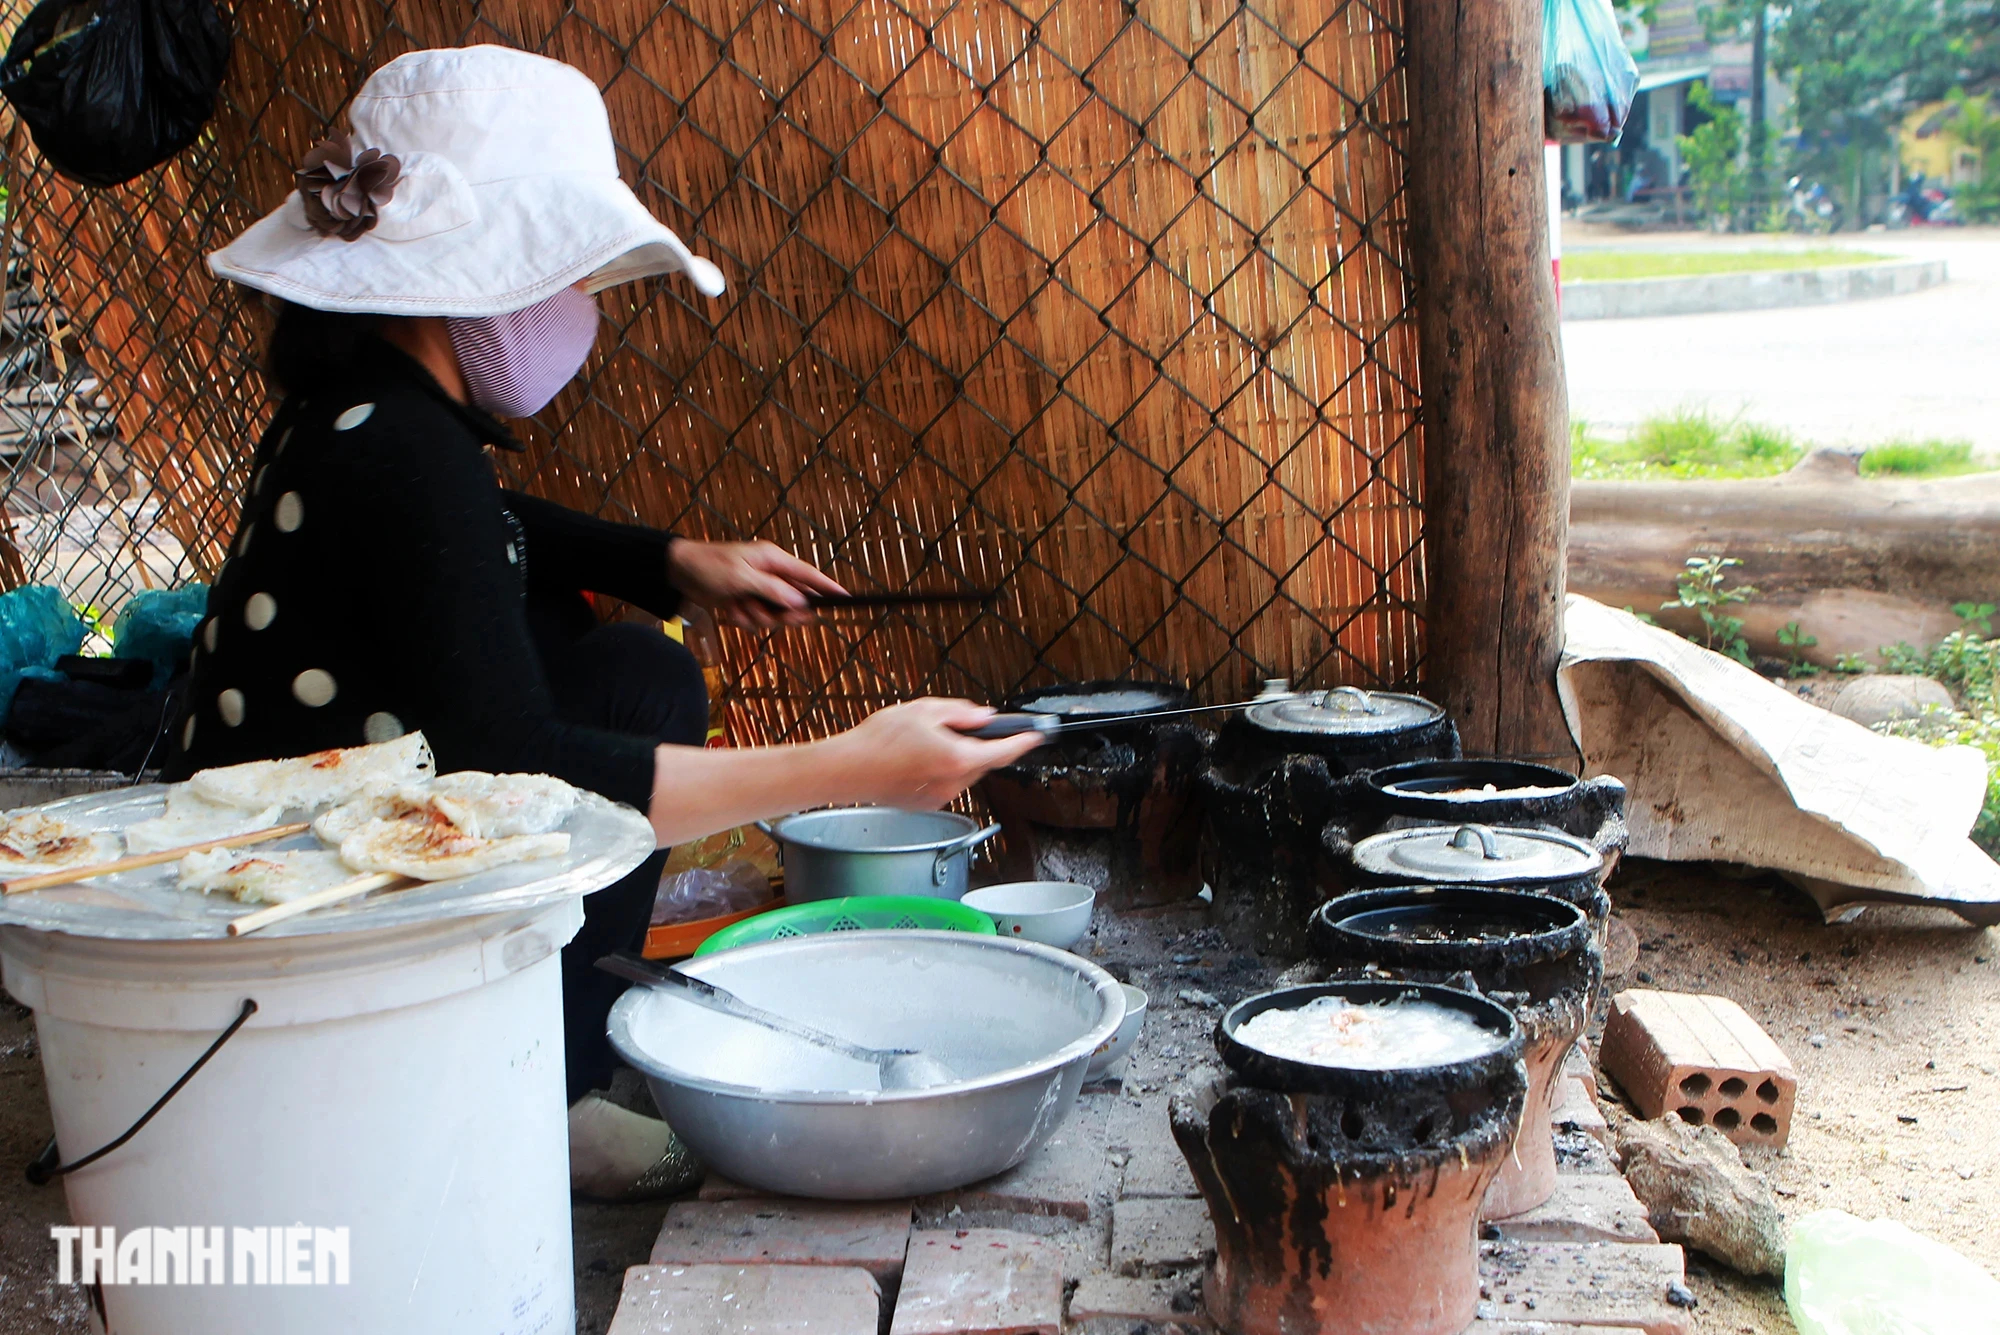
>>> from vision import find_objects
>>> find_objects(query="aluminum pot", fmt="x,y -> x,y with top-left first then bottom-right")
607,931 -> 1125,1198
758,807 -> 1001,903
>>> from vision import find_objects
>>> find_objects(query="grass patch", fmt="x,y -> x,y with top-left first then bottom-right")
1858,438 -> 1981,477
1562,248 -> 1890,282
1575,411 -> 1993,481
1573,408 -> 1803,480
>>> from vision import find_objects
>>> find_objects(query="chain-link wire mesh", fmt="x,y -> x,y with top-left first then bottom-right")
0,0 -> 1425,745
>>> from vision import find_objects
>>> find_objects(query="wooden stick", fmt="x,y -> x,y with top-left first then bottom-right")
227,873 -> 403,937
2,823 -> 313,895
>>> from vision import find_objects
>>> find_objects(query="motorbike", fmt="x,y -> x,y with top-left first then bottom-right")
1886,176 -> 1959,227
1785,175 -> 1843,233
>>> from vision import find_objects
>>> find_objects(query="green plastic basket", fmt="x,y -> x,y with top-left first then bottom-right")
695,895 -> 998,954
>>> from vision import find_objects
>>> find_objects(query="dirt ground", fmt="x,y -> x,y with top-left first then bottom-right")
2,858 -> 1995,1334
1599,860 -> 2000,1333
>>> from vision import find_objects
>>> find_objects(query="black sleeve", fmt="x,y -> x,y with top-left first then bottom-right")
501,489 -> 682,621
333,441 -> 660,810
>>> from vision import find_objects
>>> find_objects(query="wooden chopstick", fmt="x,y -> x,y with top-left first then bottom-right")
2,822 -> 313,895
227,872 -> 403,937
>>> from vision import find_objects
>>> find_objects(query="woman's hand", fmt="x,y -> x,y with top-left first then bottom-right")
666,539 -> 846,628
821,698 -> 1045,809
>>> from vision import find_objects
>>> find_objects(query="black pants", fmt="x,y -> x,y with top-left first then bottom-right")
529,595 -> 708,1103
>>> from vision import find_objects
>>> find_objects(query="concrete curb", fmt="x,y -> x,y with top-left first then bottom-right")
1561,258 -> 1947,321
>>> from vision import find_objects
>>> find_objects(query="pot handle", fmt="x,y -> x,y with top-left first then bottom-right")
932,823 -> 1004,885
1449,823 -> 1503,860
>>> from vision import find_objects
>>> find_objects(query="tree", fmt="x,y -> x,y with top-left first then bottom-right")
1945,88 -> 2000,219
1679,83 -> 1749,226
1706,0 -> 2000,219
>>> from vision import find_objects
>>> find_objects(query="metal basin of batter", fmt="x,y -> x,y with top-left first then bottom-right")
607,931 -> 1125,1199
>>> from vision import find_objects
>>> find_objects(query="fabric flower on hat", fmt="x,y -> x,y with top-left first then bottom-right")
295,136 -> 402,242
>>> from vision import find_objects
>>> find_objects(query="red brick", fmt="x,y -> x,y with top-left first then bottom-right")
608,1264 -> 879,1335
1476,1324 -> 1647,1334
1484,1174 -> 1659,1245
1552,1076 -> 1612,1148
890,1229 -> 1063,1335
1563,1035 -> 1600,1101
1599,989 -> 1796,1147
1477,1241 -> 1694,1335
1107,1095 -> 1201,1198
1067,1274 -> 1201,1324
1110,1198 -> 1215,1277
650,1200 -> 913,1284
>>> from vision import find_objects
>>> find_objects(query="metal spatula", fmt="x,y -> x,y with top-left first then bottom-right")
596,953 -> 958,1091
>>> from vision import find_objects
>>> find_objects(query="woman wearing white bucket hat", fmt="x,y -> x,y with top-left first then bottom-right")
178,46 -> 1042,1197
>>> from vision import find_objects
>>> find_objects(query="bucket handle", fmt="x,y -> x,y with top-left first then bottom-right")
26,998 -> 258,1186
933,823 -> 1003,885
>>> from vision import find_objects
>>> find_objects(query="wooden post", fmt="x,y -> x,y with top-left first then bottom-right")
1404,0 -> 1577,766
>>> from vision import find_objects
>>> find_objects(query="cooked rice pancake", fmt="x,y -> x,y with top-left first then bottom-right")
176,848 -> 360,904
310,788 -> 434,845
0,811 -> 121,873
190,732 -> 434,814
125,788 -> 286,855
338,809 -> 570,881
426,772 -> 577,837
313,773 -> 577,847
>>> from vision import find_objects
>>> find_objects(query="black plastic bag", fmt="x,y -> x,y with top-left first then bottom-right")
0,0 -> 231,188
1543,0 -> 1638,144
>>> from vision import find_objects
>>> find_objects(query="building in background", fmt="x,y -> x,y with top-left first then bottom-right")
1561,0 -> 1789,217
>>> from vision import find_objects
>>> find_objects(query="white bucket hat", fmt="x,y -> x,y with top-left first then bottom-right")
208,46 -> 725,316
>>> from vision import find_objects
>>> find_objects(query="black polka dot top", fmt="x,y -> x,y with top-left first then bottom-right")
164,338 -> 681,811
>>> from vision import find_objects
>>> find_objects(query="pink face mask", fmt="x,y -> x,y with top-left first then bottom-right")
445,286 -> 600,418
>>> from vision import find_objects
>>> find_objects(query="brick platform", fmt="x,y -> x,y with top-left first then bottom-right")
606,1264 -> 880,1335
892,1229 -> 1064,1335
1600,989 -> 1796,1147
609,957 -> 1703,1335
648,1200 -> 915,1284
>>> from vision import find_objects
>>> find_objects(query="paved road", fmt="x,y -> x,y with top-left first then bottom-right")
1560,226 -> 2000,456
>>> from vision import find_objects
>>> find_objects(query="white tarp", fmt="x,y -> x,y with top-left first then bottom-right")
1558,595 -> 2000,925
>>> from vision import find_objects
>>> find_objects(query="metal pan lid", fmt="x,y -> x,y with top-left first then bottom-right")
1243,687 -> 1444,736
1349,822 -> 1603,883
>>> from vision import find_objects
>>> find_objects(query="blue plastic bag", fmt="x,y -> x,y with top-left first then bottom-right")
0,585 -> 86,717
113,584 -> 209,688
1544,0 -> 1638,143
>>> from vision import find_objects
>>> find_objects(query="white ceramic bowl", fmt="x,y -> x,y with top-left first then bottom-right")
961,881 -> 1096,950
1085,983 -> 1148,1079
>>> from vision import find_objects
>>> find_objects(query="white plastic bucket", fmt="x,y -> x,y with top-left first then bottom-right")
0,897 -> 584,1335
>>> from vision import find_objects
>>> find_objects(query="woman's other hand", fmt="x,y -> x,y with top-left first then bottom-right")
826,698 -> 1045,809
666,539 -> 846,628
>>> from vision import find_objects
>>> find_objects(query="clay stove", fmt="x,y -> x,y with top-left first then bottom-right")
1309,886 -> 1602,1217
1172,981 -> 1525,1335
978,681 -> 1207,906
1199,689 -> 1458,955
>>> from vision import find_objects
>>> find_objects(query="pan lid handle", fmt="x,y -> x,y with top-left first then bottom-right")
1448,823 -> 1504,860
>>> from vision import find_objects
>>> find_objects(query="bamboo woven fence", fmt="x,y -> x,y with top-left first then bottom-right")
0,0 -> 1425,744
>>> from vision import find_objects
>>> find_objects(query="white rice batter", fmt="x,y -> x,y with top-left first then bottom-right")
1234,995 -> 1503,1069
1020,690 -> 1170,715
1428,783 -> 1571,800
